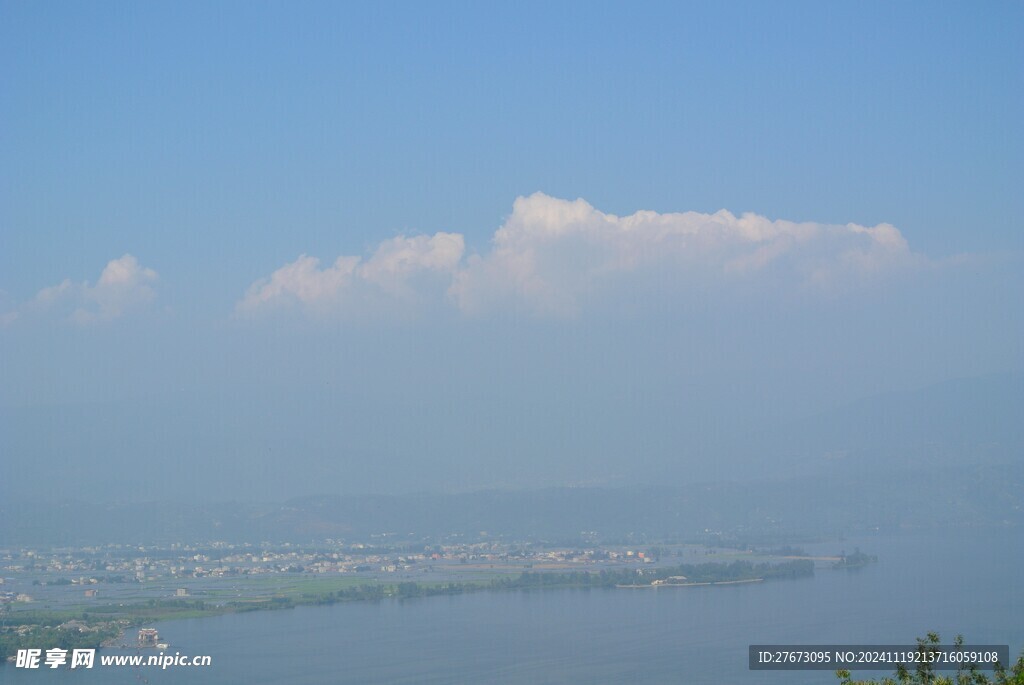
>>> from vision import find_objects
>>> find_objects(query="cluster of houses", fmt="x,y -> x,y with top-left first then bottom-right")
0,590 -> 34,604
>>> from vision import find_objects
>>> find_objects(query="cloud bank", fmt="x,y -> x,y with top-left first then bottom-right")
28,254 -> 159,324
240,193 -> 921,318
237,233 -> 465,316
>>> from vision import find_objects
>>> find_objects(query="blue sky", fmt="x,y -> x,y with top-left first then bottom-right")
1,1 -> 1021,500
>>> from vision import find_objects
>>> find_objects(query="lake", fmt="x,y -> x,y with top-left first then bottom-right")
8,528 -> 1023,684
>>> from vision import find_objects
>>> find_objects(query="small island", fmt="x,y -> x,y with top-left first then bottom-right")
832,548 -> 878,570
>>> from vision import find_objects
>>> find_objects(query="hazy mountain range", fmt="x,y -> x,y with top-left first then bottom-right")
2,373 -> 1020,546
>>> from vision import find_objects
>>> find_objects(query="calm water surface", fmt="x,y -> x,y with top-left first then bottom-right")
9,529 -> 1022,684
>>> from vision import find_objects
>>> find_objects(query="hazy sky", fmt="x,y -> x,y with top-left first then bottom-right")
1,2 -> 1021,501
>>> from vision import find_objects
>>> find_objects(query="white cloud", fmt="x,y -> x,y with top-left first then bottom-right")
28,254 -> 158,324
236,232 -> 464,316
451,193 -> 920,315
239,194 -> 922,318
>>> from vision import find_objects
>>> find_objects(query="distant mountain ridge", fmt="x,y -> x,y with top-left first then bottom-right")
2,460 -> 1020,547
1,373 -> 1020,501
719,372 -> 1023,479
2,373 -> 1020,545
